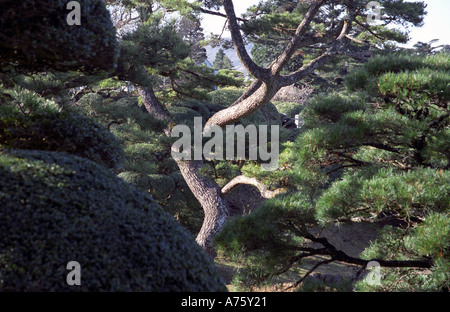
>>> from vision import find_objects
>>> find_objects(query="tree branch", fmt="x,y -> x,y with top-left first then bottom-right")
284,257 -> 335,291
137,86 -> 172,135
269,0 -> 327,75
279,14 -> 353,87
197,7 -> 248,22
205,81 -> 278,128
362,142 -> 403,154
221,175 -> 286,199
231,79 -> 263,106
303,233 -> 433,269
222,0 -> 271,81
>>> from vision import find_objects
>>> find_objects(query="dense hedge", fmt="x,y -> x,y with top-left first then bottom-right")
0,109 -> 125,169
0,0 -> 119,73
0,149 -> 226,291
273,101 -> 304,117
208,87 -> 244,106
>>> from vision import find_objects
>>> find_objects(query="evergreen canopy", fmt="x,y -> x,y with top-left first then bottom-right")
216,52 -> 450,292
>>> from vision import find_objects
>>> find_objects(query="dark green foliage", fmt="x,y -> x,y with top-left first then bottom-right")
74,90 -> 205,234
168,106 -> 203,128
300,92 -> 367,127
217,53 -> 449,292
117,17 -> 190,87
215,192 -> 317,286
148,174 -> 177,199
0,0 -> 119,73
213,49 -> 234,70
345,53 -> 450,93
0,149 -> 226,291
0,108 -> 125,169
316,168 -> 449,224
273,101 -> 304,117
216,69 -> 245,85
118,173 -> 176,200
79,91 -> 204,234
208,87 -> 245,106
171,99 -> 211,120
356,213 -> 449,291
168,170 -> 204,233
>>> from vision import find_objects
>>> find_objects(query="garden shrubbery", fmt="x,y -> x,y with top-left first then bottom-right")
0,149 -> 226,291
0,108 -> 125,169
0,0 -> 119,73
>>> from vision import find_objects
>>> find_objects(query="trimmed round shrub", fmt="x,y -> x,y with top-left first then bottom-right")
0,149 -> 226,292
168,106 -> 202,128
118,172 -> 177,200
172,99 -> 210,120
240,102 -> 281,127
273,101 -> 304,117
208,87 -> 244,106
117,171 -> 152,190
0,0 -> 119,73
147,174 -> 176,200
0,109 -> 125,169
78,93 -> 104,107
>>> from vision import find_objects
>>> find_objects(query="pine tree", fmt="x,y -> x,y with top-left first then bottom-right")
213,48 -> 234,70
178,15 -> 208,64
215,52 -> 449,292
114,0 -> 428,257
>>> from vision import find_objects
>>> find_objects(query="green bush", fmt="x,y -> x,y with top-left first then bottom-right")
216,53 -> 450,292
0,109 -> 125,169
171,99 -> 211,120
0,0 -> 119,73
273,101 -> 304,117
315,168 -> 450,223
0,149 -> 226,291
119,170 -> 203,234
147,174 -> 176,199
300,92 -> 366,127
208,87 -> 245,106
240,102 -> 281,127
118,172 -> 177,200
345,52 -> 450,93
117,171 -> 152,190
168,106 -> 202,128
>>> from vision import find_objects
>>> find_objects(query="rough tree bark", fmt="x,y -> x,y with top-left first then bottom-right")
221,175 -> 286,199
138,85 -> 230,257
139,0 -> 354,257
177,160 -> 228,257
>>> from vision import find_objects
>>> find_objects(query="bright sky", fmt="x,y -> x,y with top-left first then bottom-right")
201,0 -> 450,47
404,0 -> 450,47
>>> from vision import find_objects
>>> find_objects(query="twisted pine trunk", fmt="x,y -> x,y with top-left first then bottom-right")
136,0 -> 352,258
138,86 -> 230,257
177,160 -> 229,258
